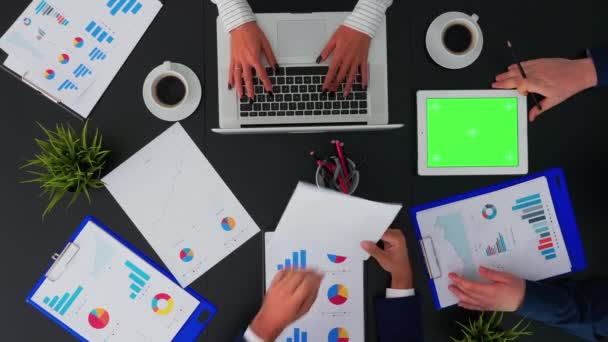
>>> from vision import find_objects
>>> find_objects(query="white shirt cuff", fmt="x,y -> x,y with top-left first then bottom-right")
244,326 -> 265,342
215,0 -> 256,33
386,288 -> 415,298
343,0 -> 393,38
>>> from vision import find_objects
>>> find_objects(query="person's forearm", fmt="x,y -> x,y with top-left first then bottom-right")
517,280 -> 608,341
211,0 -> 256,32
343,0 -> 393,38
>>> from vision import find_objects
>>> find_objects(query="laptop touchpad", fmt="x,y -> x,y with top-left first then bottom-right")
277,20 -> 326,58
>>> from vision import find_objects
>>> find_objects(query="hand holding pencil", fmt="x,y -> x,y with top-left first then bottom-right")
493,43 -> 598,122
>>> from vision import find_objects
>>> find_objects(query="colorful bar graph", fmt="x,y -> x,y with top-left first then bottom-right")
512,193 -> 557,261
485,233 -> 507,256
108,0 -> 143,16
277,250 -> 307,270
125,260 -> 150,299
43,286 -> 83,316
35,1 -> 69,25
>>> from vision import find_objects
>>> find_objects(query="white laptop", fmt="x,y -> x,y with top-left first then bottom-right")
213,12 -> 403,134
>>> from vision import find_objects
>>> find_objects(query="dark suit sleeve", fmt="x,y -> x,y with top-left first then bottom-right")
587,47 -> 608,87
375,295 -> 424,342
516,279 -> 608,341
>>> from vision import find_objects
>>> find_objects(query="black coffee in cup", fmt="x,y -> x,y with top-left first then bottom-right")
155,76 -> 187,107
442,23 -> 473,54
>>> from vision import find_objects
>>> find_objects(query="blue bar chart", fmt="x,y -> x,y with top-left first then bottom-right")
89,47 -> 107,61
125,260 -> 150,299
73,64 -> 92,78
277,250 -> 307,270
85,21 -> 114,44
512,193 -> 556,260
107,0 -> 143,16
57,79 -> 78,91
35,0 -> 69,26
286,328 -> 308,342
43,286 -> 83,315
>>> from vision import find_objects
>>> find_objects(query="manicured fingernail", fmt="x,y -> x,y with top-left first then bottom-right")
316,55 -> 322,64
228,83 -> 232,90
274,64 -> 280,73
249,97 -> 255,104
267,91 -> 274,96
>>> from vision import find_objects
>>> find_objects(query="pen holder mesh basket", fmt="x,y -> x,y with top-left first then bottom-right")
315,157 -> 360,195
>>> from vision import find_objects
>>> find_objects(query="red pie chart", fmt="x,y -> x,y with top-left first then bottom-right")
88,308 -> 110,329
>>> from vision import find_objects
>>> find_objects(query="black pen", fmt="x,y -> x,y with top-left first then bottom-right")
507,40 -> 542,111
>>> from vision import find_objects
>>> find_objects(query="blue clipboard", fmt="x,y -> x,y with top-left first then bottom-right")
26,215 -> 217,341
410,168 -> 587,309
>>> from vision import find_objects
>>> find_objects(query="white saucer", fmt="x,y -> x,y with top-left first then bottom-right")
143,62 -> 202,122
425,12 -> 483,70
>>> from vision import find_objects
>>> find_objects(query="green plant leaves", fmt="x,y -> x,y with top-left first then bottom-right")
20,121 -> 110,219
451,312 -> 533,342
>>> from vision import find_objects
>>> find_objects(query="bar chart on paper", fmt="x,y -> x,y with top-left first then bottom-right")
89,47 -> 107,61
107,0 -> 144,16
512,193 -> 556,260
43,286 -> 83,315
277,250 -> 307,270
485,233 -> 508,256
285,327 -> 308,342
73,64 -> 92,78
85,21 -> 114,45
35,0 -> 70,26
125,260 -> 150,299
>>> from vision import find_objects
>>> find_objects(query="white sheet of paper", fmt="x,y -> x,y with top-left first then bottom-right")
416,177 -> 572,308
270,183 -> 402,260
265,233 -> 365,342
30,221 -> 200,341
103,123 -> 260,287
0,0 -> 162,117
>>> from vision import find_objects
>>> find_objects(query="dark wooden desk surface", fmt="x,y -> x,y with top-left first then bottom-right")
1,0 -> 605,340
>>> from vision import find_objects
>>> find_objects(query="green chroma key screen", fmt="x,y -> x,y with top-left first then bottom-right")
426,98 -> 519,168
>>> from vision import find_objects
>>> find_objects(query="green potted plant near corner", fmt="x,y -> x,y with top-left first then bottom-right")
21,121 -> 110,218
451,311 -> 532,342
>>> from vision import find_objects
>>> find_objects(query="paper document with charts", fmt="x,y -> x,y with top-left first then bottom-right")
103,123 -> 260,287
265,233 -> 364,342
28,219 -> 201,341
415,177 -> 572,308
0,0 -> 162,117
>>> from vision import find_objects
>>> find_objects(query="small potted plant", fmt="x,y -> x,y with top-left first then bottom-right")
451,311 -> 532,342
21,121 -> 109,218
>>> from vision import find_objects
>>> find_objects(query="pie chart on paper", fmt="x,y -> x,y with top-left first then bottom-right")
88,308 -> 110,329
327,254 -> 347,264
221,217 -> 236,231
327,284 -> 349,305
328,327 -> 349,342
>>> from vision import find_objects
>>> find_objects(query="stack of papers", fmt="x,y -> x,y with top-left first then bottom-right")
266,183 -> 402,341
0,0 -> 162,118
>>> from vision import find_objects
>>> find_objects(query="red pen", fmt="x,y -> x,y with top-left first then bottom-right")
332,140 -> 350,183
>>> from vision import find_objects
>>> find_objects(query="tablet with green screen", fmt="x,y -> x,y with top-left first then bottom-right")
417,90 -> 528,175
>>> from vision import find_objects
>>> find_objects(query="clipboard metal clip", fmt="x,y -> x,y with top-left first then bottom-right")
22,71 -> 61,104
420,236 -> 442,280
45,242 -> 80,282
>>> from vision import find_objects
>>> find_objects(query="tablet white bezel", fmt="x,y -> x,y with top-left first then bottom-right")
417,90 -> 528,176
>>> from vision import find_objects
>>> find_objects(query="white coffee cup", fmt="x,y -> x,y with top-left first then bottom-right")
143,61 -> 202,122
426,12 -> 483,69
151,63 -> 190,109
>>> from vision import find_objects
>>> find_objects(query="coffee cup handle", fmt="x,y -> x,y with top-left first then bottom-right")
471,13 -> 479,22
162,61 -> 173,72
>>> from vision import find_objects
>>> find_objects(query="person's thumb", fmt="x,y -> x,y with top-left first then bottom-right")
479,266 -> 511,283
361,241 -> 387,264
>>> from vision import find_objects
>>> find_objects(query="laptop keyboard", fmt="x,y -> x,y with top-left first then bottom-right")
238,66 -> 368,118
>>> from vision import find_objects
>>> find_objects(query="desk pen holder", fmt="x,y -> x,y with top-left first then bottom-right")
315,157 -> 360,195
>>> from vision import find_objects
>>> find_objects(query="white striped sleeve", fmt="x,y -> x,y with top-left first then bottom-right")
343,0 -> 393,38
211,0 -> 256,33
